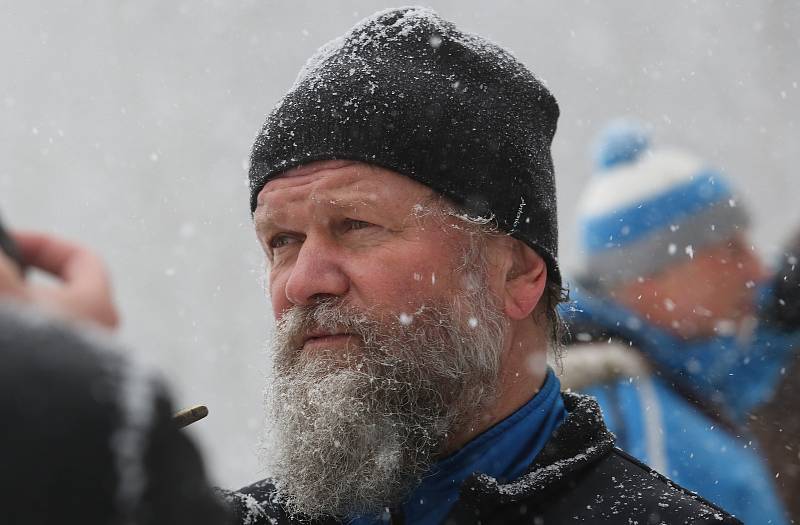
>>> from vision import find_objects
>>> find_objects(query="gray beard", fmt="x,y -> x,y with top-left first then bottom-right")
261,283 -> 506,519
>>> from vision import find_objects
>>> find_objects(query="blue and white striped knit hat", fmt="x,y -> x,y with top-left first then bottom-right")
577,119 -> 749,290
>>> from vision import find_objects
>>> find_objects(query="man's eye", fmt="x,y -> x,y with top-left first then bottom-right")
345,219 -> 373,231
269,234 -> 298,249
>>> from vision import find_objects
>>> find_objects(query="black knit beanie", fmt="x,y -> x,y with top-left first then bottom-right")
249,6 -> 561,285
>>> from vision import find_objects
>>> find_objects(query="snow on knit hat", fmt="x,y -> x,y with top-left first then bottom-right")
248,7 -> 562,286
577,119 -> 749,291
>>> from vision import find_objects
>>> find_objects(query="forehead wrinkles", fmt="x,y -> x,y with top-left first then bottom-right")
259,162 -> 379,204
258,170 -> 435,226
259,188 -> 380,231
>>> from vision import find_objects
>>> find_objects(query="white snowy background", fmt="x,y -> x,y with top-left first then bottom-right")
0,0 -> 797,488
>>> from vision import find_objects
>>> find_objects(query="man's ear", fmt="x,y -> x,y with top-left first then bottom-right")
503,242 -> 547,321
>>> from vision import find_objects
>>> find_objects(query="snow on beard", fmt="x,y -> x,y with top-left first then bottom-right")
262,274 -> 506,519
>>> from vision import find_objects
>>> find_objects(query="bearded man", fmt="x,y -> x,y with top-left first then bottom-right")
220,7 -> 741,524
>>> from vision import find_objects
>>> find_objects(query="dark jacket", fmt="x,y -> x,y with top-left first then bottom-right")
223,393 -> 740,524
754,230 -> 800,519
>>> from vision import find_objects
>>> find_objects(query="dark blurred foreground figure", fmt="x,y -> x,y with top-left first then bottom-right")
559,120 -> 793,523
218,8 -> 742,524
0,301 -> 228,525
754,229 -> 800,518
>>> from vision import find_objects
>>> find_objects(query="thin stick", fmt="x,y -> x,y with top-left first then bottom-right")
173,405 -> 209,429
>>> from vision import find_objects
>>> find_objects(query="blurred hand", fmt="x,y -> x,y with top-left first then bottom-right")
0,232 -> 119,330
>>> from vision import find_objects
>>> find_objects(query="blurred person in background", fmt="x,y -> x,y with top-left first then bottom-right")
558,119 -> 798,523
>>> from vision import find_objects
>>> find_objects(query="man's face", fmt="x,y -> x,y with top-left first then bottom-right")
617,234 -> 767,339
252,160 -> 508,518
255,160 -> 492,335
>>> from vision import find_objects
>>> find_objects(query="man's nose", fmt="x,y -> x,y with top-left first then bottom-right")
284,236 -> 349,306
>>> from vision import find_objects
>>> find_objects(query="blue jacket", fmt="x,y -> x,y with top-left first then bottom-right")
558,288 -> 790,524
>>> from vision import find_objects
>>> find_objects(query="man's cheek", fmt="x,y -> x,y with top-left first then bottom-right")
404,265 -> 450,293
268,276 -> 289,318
